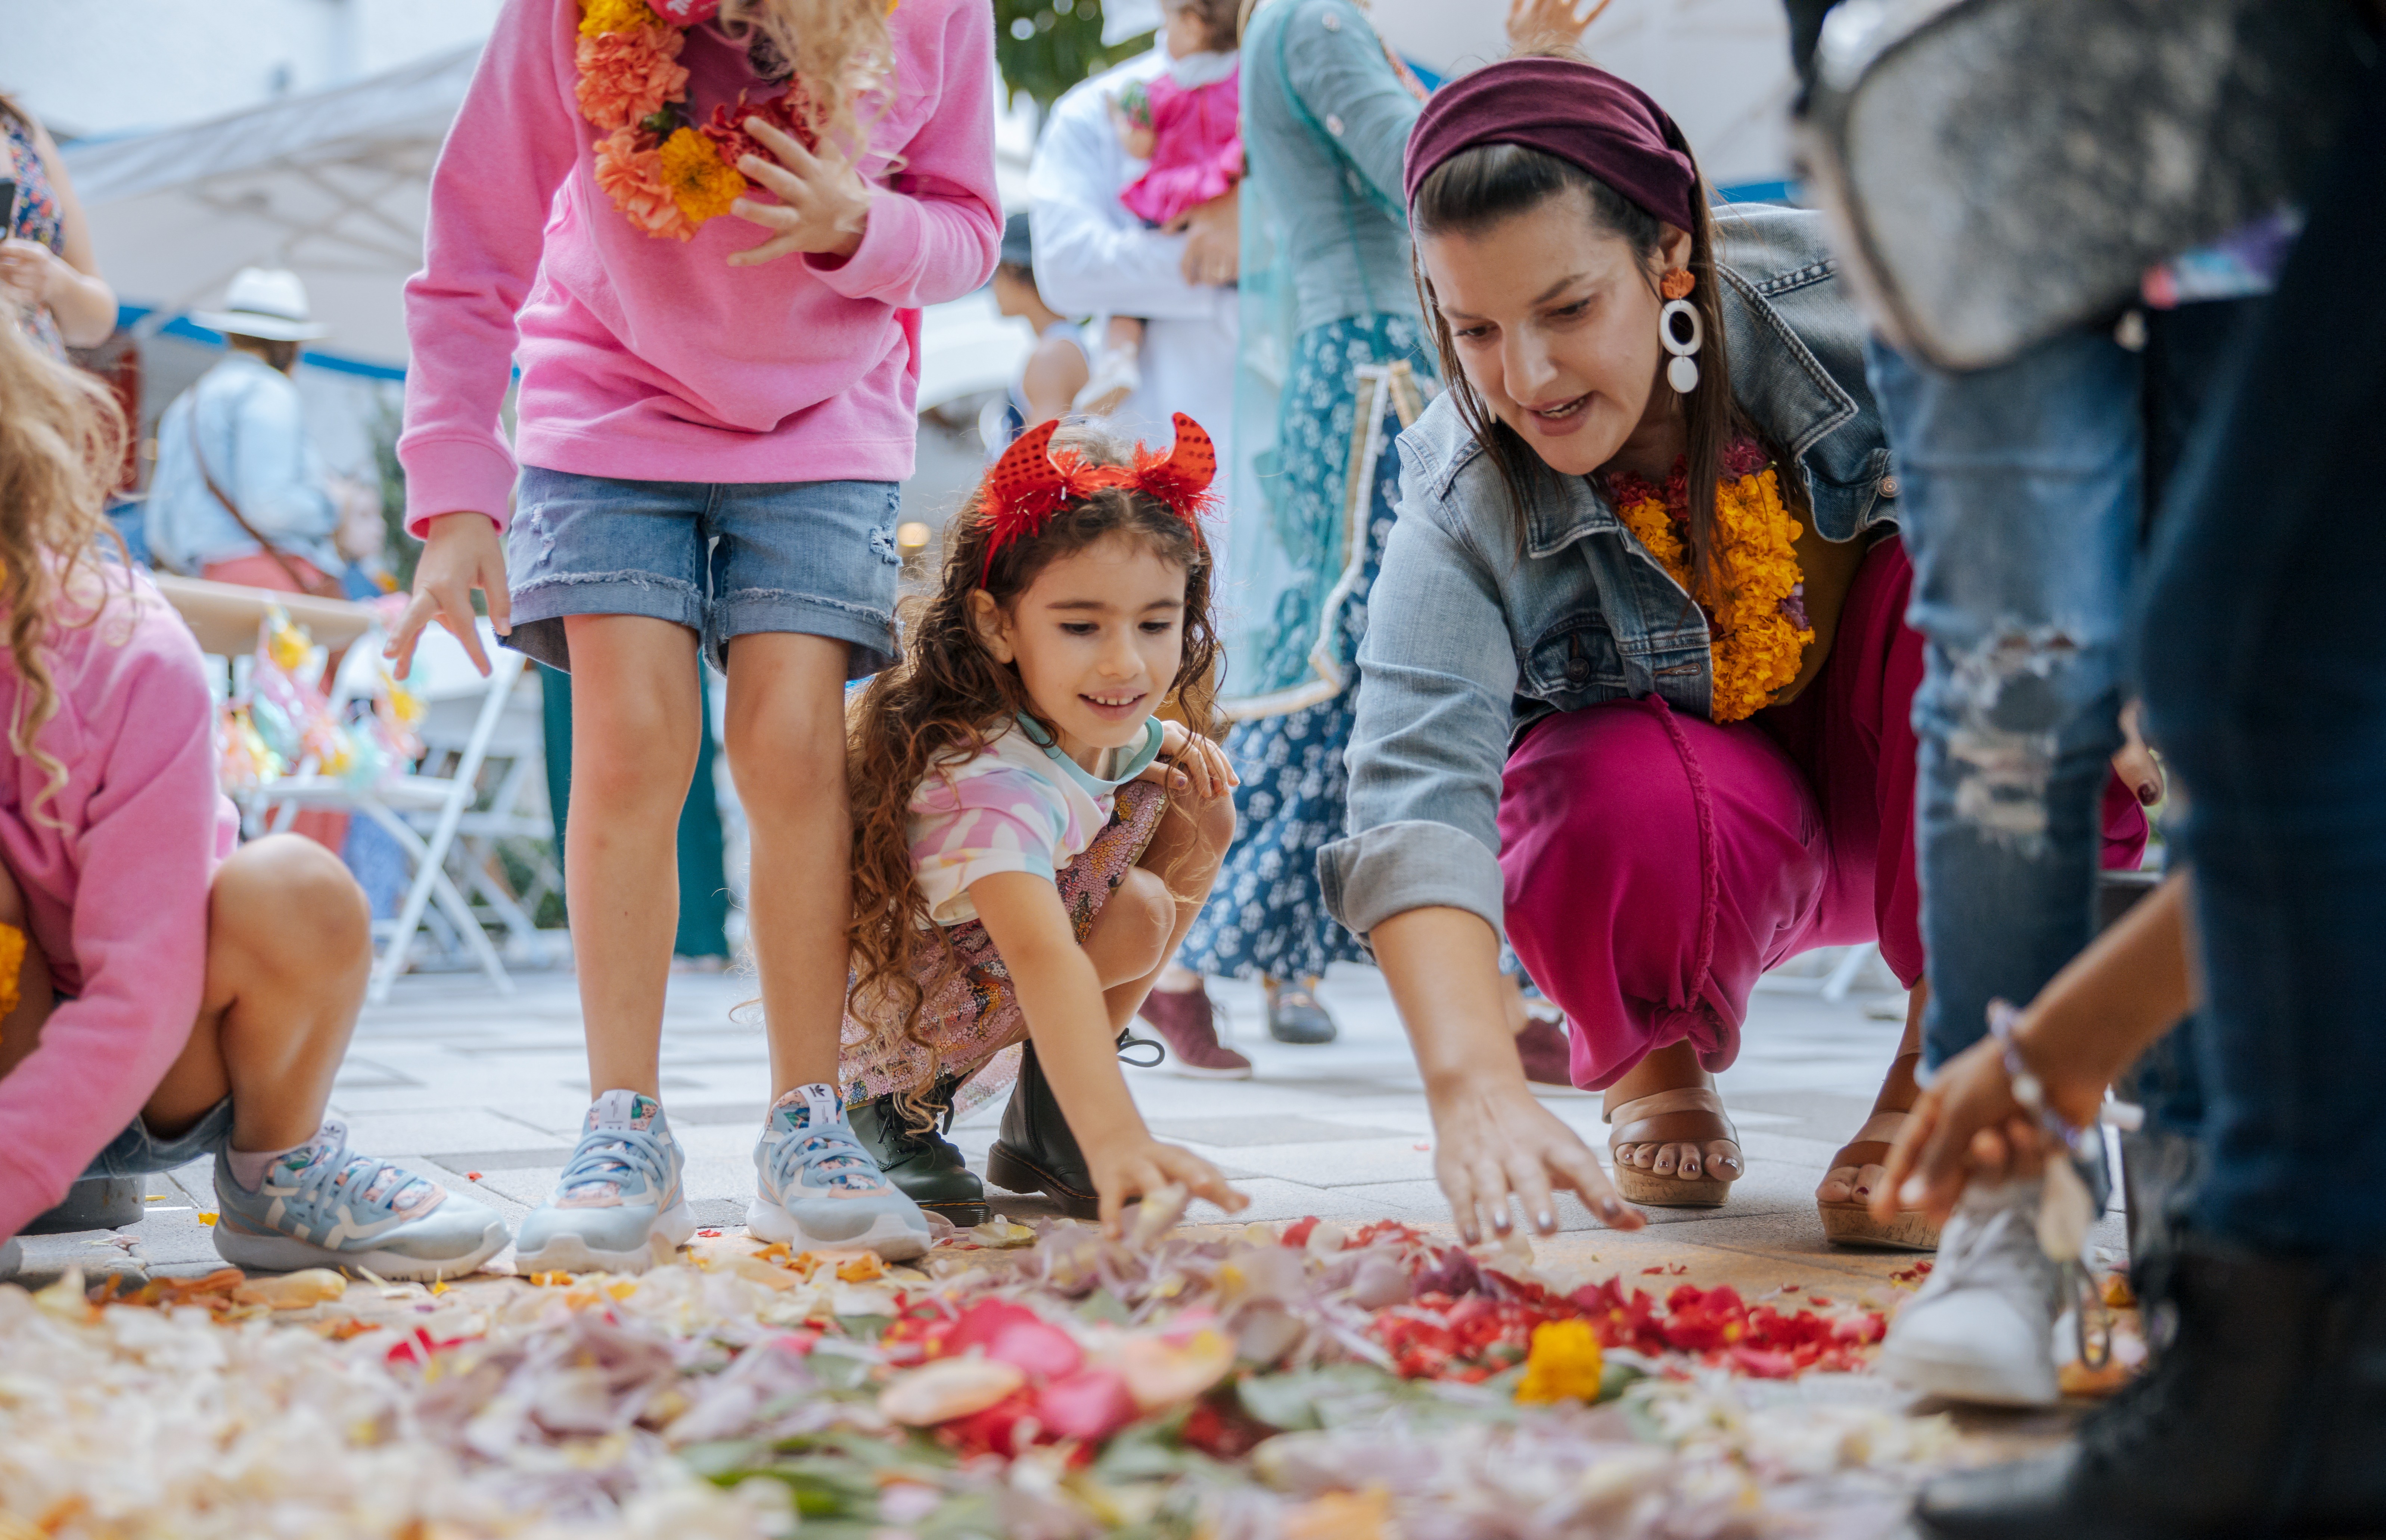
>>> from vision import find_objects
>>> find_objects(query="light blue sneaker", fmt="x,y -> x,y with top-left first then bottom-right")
515,1090 -> 693,1275
749,1084 -> 929,1261
211,1121 -> 508,1282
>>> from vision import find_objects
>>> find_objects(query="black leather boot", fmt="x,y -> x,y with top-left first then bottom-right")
984,1032 -> 1160,1220
848,1079 -> 987,1226
985,1042 -> 1100,1219
1916,1235 -> 2386,1540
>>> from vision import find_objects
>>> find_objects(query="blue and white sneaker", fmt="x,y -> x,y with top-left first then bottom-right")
749,1084 -> 930,1261
515,1090 -> 693,1275
211,1121 -> 508,1282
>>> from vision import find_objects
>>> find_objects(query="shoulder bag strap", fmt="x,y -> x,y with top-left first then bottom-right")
189,379 -> 342,599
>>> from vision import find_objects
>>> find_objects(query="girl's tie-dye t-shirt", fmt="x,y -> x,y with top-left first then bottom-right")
908,715 -> 1165,926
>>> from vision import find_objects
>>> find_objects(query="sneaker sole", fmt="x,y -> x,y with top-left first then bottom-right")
1876,1342 -> 2060,1407
211,1220 -> 510,1283
514,1200 -> 697,1277
744,1200 -> 929,1261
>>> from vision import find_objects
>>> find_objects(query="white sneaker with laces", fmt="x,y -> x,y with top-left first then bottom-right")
1876,1178 -> 2063,1406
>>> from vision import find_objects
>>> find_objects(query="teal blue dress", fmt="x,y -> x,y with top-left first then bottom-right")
1183,0 -> 1435,981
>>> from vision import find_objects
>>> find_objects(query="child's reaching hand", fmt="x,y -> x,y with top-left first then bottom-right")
388,511 -> 511,677
1141,718 -> 1238,800
1088,1133 -> 1248,1236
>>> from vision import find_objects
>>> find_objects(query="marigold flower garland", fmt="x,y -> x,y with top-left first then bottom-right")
575,0 -> 823,240
1608,438 -> 1815,724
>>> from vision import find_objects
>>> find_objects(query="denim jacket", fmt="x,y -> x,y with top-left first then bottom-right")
1318,204 -> 1897,943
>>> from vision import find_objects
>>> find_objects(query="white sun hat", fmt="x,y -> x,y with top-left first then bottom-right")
190,266 -> 331,342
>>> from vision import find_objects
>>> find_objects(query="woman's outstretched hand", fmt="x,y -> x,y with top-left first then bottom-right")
1143,719 -> 1240,800
388,511 -> 510,677
1506,0 -> 1613,52
1433,1074 -> 1645,1243
730,117 -> 871,266
1088,1135 -> 1249,1238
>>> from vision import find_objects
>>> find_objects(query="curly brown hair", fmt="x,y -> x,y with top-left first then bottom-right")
846,422 -> 1220,1127
0,315 -> 130,826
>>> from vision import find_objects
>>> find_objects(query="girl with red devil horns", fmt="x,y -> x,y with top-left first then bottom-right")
837,415 -> 1252,1231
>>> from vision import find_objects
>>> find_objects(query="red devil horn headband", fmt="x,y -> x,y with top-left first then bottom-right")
979,413 -> 1217,584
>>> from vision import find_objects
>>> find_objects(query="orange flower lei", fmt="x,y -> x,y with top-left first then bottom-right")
576,0 -> 792,240
1609,443 -> 1815,724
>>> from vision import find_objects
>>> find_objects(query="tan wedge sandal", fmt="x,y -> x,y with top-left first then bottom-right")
1815,1104 -> 1942,1251
1604,1087 -> 1741,1208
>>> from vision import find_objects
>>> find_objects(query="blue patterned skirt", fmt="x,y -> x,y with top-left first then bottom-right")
1183,313 -> 1433,980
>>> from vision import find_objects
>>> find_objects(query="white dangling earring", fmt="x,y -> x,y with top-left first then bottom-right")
1660,299 -> 1703,394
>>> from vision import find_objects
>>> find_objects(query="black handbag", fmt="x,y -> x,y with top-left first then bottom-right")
1798,0 -> 2371,371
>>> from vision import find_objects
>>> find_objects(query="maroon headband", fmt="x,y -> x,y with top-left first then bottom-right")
1402,56 -> 1698,233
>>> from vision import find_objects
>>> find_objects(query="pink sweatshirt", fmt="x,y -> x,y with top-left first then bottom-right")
399,0 -> 1001,534
0,574 -> 238,1241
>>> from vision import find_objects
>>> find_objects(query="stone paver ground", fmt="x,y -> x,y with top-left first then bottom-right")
16,954 -> 2124,1310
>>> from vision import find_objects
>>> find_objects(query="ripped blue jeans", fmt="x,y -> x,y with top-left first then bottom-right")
1871,308 -> 2259,1074
1868,332 -> 2144,1073
504,468 -> 902,678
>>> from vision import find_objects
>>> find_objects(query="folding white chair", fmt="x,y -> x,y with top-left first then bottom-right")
252,621 -> 528,1002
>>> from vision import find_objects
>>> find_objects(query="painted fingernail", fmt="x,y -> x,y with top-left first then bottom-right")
1718,1156 -> 1739,1170
2137,782 -> 2160,805
1900,1177 -> 1926,1204
1854,1184 -> 1870,1198
1538,1212 -> 1555,1230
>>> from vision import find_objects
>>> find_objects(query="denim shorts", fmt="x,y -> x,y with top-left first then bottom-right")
506,468 -> 903,677
80,1097 -> 235,1179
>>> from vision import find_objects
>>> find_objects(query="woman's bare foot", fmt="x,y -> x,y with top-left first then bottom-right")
1816,1047 -> 1919,1207
1602,1040 -> 1741,1207
1815,985 -> 1938,1249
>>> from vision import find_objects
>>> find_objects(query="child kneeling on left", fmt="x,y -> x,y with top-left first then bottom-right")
0,316 -> 504,1282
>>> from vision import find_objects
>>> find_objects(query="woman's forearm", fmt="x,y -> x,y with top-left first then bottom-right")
1372,905 -> 1523,1094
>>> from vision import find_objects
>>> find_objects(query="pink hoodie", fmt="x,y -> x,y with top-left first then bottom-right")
0,574 -> 238,1241
399,0 -> 1001,534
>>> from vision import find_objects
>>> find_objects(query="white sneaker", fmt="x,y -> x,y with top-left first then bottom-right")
1876,1178 -> 2062,1406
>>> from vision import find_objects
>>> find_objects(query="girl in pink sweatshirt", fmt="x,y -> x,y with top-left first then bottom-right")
0,314 -> 505,1281
387,0 -> 1001,1270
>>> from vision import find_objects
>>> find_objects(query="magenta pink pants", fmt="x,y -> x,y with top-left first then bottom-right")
1498,538 -> 2148,1091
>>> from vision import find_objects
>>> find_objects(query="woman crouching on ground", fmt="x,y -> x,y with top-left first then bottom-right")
1324,57 -> 2146,1245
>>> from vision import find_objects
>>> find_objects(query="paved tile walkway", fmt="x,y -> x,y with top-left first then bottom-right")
14,955 -> 2124,1300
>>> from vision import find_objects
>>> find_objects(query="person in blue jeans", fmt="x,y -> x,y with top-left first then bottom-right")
1857,264 -> 2262,1407
1914,61 -> 2386,1538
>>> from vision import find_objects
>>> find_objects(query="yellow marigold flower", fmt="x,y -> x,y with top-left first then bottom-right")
1616,465 -> 1811,724
658,127 -> 747,224
1516,1318 -> 1605,1404
580,0 -> 657,37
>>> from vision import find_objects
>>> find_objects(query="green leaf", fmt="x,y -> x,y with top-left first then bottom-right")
1077,1288 -> 1133,1327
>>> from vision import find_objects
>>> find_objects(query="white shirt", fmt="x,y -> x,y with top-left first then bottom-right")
1027,48 -> 1239,511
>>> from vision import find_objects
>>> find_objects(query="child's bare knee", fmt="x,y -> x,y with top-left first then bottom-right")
215,835 -> 370,968
1115,866 -> 1177,964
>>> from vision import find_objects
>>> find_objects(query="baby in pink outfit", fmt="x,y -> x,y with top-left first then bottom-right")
1078,0 -> 1243,417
